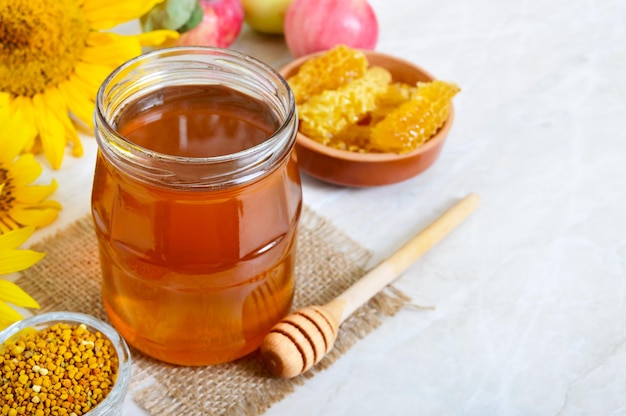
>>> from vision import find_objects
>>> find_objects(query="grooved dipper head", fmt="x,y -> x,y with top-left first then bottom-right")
260,305 -> 341,378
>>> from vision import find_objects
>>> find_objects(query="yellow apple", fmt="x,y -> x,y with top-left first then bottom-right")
242,0 -> 293,34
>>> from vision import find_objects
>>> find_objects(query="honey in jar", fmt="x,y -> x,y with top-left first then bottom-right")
92,47 -> 302,366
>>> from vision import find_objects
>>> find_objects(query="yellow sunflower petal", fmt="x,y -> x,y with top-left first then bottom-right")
13,182 -> 59,204
0,280 -> 40,309
42,87 -> 83,156
135,30 -> 180,47
82,0 -> 165,30
32,94 -> 67,169
62,111 -> 83,157
73,61 -> 117,100
58,79 -> 95,129
0,93 -> 10,118
0,226 -> 35,251
0,250 -> 45,275
34,200 -> 63,210
0,301 -> 24,329
9,205 -> 60,228
0,215 -> 21,234
0,129 -> 21,165
66,75 -> 99,105
83,32 -> 142,66
9,97 -> 39,154
6,154 -> 42,188
1,120 -> 32,163
0,97 -> 36,162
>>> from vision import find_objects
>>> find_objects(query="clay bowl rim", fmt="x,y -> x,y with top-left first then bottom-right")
279,49 -> 455,164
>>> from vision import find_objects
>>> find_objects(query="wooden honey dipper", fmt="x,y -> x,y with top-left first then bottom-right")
260,193 -> 480,378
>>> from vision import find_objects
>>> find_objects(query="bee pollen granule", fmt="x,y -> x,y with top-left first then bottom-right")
0,322 -> 119,416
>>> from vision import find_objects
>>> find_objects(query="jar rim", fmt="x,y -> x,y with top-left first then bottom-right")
95,46 -> 296,165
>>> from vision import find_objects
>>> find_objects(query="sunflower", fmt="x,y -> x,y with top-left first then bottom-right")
1,105 -> 62,233
0,226 -> 43,329
0,0 -> 178,169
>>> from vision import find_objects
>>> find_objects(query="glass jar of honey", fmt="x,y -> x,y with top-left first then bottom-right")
92,47 -> 302,366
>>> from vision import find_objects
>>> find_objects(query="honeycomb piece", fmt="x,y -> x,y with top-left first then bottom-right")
328,124 -> 372,152
370,82 -> 417,124
370,80 -> 460,153
298,66 -> 392,143
287,45 -> 368,104
328,83 -> 415,153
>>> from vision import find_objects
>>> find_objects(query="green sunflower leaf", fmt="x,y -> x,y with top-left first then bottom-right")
178,2 -> 204,32
141,0 -> 199,31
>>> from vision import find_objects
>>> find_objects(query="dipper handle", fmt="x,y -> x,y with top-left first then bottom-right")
261,193 -> 481,378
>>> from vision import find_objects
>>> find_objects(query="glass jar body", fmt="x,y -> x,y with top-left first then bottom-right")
92,47 -> 301,366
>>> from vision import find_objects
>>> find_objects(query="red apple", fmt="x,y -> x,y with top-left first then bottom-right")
284,0 -> 378,57
177,0 -> 244,48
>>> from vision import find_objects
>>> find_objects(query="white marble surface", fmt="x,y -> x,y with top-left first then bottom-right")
23,0 -> 626,414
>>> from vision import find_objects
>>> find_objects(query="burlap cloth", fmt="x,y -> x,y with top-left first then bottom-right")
17,205 -> 410,415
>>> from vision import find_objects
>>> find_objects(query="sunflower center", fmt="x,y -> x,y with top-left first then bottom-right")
0,0 -> 90,97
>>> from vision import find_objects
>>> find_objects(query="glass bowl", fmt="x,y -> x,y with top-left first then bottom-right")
0,311 -> 132,415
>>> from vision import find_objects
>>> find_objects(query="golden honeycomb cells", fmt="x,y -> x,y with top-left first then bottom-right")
370,82 -> 417,124
297,66 -> 392,143
329,124 -> 372,152
369,80 -> 460,153
287,45 -> 368,104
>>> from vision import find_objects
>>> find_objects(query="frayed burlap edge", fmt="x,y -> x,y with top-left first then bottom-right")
16,205 -> 411,415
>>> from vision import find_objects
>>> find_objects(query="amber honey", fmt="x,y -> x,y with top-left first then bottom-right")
93,48 -> 301,366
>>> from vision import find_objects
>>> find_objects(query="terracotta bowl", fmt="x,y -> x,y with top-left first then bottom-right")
279,50 -> 455,187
